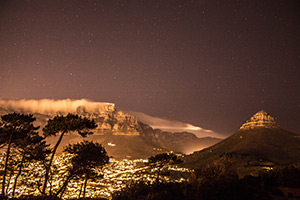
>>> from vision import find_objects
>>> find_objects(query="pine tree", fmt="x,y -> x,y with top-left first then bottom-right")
56,140 -> 109,198
12,131 -> 50,197
0,113 -> 39,197
41,113 -> 97,194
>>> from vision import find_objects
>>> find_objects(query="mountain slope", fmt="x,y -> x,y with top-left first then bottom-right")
128,111 -> 224,138
0,99 -> 221,159
183,111 -> 300,174
138,122 -> 221,154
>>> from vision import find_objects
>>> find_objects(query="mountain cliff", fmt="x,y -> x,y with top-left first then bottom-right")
0,99 -> 220,159
0,99 -> 140,136
183,110 -> 300,176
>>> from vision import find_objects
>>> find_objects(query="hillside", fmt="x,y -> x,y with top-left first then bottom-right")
138,122 -> 220,154
183,111 -> 300,176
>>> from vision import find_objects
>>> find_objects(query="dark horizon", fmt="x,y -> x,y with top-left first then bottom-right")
0,0 -> 299,135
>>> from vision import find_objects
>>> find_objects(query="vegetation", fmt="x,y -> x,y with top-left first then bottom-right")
0,113 -> 48,197
11,127 -> 50,197
0,112 -> 100,199
183,127 -> 300,177
41,114 -> 97,194
112,164 -> 300,200
56,140 -> 109,198
0,112 -> 300,200
147,152 -> 182,181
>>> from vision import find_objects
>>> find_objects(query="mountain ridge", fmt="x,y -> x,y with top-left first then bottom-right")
183,111 -> 300,176
0,99 -> 221,159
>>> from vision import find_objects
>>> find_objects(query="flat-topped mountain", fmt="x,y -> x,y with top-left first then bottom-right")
183,111 -> 300,176
0,99 -> 140,136
0,99 -> 220,159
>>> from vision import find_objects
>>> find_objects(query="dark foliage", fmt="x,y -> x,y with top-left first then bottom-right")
64,140 -> 109,169
55,140 -> 109,198
11,195 -> 61,200
112,181 -> 189,200
197,175 -> 271,200
41,113 -> 97,194
147,152 -> 182,180
148,153 -> 179,165
112,163 -> 300,200
112,177 -> 272,200
0,112 -> 38,148
7,196 -> 108,200
262,164 -> 300,188
69,198 -> 108,200
0,113 -> 43,197
43,113 -> 97,138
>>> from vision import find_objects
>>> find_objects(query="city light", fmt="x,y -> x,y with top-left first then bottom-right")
0,153 -> 192,199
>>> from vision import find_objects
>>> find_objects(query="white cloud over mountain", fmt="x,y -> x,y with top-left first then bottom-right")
128,111 -> 225,139
0,99 -> 114,114
0,98 -> 224,139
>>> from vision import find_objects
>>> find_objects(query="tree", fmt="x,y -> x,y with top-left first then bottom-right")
0,113 -> 39,197
41,114 -> 97,194
2,151 -> 18,196
11,132 -> 50,197
148,152 -> 182,181
55,140 -> 109,198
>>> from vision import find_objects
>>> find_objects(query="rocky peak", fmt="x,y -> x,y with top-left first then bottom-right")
240,110 -> 280,130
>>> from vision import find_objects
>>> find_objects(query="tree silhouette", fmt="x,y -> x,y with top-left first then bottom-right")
2,151 -> 18,196
55,140 -> 109,198
148,152 -> 182,181
0,112 -> 39,197
12,132 -> 50,197
41,114 -> 97,194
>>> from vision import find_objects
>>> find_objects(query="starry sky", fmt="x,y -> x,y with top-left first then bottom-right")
0,0 -> 299,135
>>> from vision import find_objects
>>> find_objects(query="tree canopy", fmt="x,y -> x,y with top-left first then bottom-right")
43,113 -> 97,137
55,140 -> 109,198
0,112 -> 42,197
148,152 -> 182,181
41,113 -> 97,194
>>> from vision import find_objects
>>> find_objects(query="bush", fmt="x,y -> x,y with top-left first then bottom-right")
112,181 -> 192,200
12,195 -> 61,200
9,196 -> 108,200
111,176 -> 273,200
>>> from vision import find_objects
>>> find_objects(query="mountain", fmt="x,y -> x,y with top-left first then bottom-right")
0,99 -> 221,159
183,110 -> 300,176
138,122 -> 221,154
128,111 -> 224,138
0,99 -> 140,136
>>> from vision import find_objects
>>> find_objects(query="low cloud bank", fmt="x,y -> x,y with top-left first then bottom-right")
128,111 -> 225,139
0,99 -> 114,114
0,98 -> 225,139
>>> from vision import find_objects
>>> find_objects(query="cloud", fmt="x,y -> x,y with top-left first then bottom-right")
0,98 -> 225,139
0,98 -> 114,114
127,111 -> 225,139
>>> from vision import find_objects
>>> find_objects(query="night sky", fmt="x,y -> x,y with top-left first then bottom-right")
0,0 -> 299,135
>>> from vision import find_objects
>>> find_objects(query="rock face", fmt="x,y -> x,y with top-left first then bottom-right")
0,100 -> 140,136
138,122 -> 221,154
0,99 -> 221,158
76,105 -> 139,136
240,110 -> 280,130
